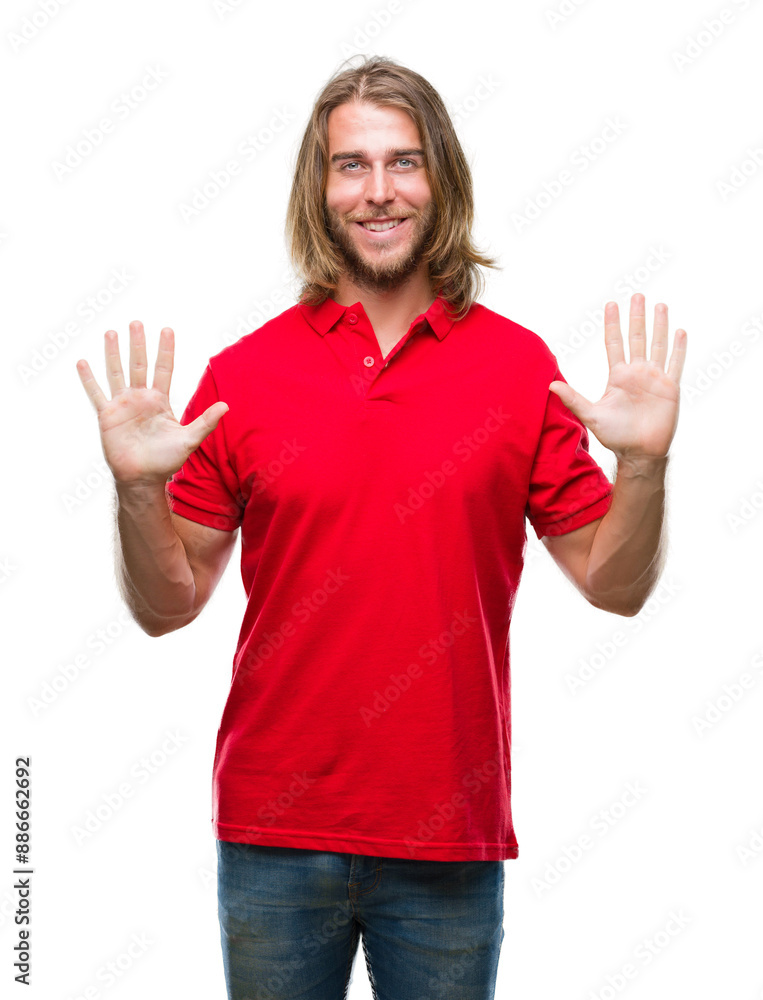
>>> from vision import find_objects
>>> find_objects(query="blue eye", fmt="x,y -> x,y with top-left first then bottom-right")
340,158 -> 418,171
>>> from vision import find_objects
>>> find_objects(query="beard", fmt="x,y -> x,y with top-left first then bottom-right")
325,202 -> 437,294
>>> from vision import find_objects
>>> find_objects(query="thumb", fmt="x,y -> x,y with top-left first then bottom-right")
548,380 -> 591,423
185,401 -> 229,451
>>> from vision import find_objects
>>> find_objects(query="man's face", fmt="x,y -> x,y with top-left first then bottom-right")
324,101 -> 437,294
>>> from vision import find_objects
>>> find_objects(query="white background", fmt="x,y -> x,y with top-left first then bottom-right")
2,0 -> 762,997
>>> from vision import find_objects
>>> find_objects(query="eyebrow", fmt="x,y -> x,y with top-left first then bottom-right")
329,148 -> 425,164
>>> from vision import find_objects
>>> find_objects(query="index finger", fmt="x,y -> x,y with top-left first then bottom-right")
604,301 -> 626,368
151,327 -> 175,396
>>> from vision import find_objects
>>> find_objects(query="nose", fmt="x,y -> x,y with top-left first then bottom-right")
362,163 -> 395,206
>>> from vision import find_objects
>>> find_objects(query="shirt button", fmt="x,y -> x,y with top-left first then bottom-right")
347,313 -> 358,324
363,356 -> 375,367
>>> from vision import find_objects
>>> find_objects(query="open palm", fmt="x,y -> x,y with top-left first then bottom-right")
549,294 -> 687,461
76,321 -> 228,486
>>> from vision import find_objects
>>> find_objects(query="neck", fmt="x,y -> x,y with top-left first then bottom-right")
332,265 -> 435,333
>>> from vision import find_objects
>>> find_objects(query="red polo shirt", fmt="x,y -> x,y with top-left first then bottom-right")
167,294 -> 613,861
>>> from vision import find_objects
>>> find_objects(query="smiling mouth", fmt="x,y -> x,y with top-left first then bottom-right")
356,218 -> 407,232
355,219 -> 406,236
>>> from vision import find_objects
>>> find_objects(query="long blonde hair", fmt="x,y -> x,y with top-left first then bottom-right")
285,55 -> 500,321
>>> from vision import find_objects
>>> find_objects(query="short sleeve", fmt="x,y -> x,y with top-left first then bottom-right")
166,364 -> 243,532
526,367 -> 613,539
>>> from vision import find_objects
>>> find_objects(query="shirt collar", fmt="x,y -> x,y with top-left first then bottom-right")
297,293 -> 458,341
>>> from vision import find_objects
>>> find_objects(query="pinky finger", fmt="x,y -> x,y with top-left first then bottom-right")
667,329 -> 688,384
76,359 -> 108,412
152,327 -> 175,396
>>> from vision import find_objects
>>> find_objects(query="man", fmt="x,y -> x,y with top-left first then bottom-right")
77,56 -> 686,1000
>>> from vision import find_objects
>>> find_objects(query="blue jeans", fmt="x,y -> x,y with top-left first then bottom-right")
216,839 -> 505,1000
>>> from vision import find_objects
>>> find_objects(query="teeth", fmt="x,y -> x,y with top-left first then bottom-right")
361,219 -> 402,232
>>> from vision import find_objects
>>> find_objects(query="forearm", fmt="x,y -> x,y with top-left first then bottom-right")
584,455 -> 668,616
114,481 -> 197,635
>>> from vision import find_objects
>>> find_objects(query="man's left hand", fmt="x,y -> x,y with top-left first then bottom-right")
549,293 -> 687,461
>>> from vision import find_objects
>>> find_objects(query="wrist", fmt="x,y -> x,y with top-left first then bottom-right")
614,453 -> 669,479
114,477 -> 171,508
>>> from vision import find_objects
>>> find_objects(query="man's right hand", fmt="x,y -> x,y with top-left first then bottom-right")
76,321 -> 228,486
